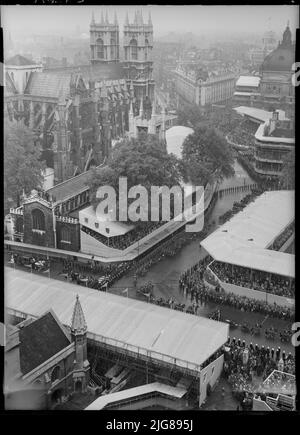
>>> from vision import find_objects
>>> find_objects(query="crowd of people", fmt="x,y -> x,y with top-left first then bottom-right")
270,221 -> 294,252
227,119 -> 257,149
209,261 -> 295,298
178,257 -> 294,320
218,190 -> 259,224
223,341 -> 295,405
81,221 -> 163,251
61,257 -> 131,289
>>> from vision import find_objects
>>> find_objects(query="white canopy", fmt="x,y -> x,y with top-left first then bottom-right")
166,126 -> 194,159
234,106 -> 288,123
201,191 -> 294,278
236,76 -> 261,88
5,268 -> 229,372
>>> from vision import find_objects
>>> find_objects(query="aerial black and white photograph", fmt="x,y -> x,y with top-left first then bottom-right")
1,3 -> 298,415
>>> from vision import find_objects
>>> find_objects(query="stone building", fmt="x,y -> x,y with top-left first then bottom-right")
5,295 -> 90,409
259,23 -> 295,110
4,10 -> 156,186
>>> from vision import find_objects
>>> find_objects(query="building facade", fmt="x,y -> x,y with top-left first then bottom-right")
4,10 -> 156,186
254,110 -> 294,179
5,297 -> 90,409
173,63 -> 237,108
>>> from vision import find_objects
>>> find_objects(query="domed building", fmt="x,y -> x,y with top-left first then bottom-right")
260,23 -> 295,110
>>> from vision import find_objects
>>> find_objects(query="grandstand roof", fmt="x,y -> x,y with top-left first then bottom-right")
236,76 -> 261,88
79,205 -> 134,237
5,268 -> 229,372
234,106 -> 288,123
166,126 -> 194,159
85,382 -> 187,410
201,190 -> 294,278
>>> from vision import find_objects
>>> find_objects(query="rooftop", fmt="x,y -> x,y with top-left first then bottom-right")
25,72 -> 72,99
201,190 -> 295,278
18,310 -> 71,375
234,106 -> 288,123
6,54 -> 37,67
236,76 -> 261,88
85,382 -> 187,410
166,126 -> 194,159
44,63 -> 125,82
79,205 -> 135,237
46,166 -> 103,203
6,268 -> 229,372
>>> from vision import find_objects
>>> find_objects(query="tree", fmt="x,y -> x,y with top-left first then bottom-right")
281,148 -> 295,189
4,120 -> 46,212
177,103 -> 203,128
86,132 -> 183,224
181,123 -> 235,186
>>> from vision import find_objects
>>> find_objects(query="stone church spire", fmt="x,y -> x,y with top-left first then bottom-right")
71,295 -> 87,335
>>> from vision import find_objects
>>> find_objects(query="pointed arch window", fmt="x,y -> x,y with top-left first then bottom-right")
130,39 -> 138,60
96,38 -> 104,59
110,39 -> 116,59
32,209 -> 45,231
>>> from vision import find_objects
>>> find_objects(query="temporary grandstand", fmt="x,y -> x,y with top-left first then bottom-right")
85,382 -> 188,410
233,106 -> 288,124
201,190 -> 295,305
5,267 -> 229,407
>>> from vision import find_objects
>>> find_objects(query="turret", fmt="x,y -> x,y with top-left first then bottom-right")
70,295 -> 90,393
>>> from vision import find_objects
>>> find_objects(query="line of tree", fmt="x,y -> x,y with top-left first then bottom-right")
4,119 -> 46,213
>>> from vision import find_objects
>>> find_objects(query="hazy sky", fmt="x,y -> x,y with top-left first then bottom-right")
1,5 -> 299,39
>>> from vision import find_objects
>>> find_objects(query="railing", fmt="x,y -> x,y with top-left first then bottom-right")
9,208 -> 23,215
88,333 -> 202,376
55,216 -> 79,224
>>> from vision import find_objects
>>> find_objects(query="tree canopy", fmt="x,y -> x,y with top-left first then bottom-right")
4,119 -> 46,212
87,132 -> 183,224
181,123 -> 235,186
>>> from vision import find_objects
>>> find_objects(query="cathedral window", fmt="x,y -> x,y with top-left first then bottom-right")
110,39 -> 116,59
96,38 -> 104,59
32,209 -> 46,231
130,39 -> 138,60
60,226 -> 71,243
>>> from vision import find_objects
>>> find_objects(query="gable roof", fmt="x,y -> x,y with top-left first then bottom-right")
44,63 -> 125,82
46,165 -> 104,203
6,54 -> 36,66
19,310 -> 71,375
25,72 -> 72,99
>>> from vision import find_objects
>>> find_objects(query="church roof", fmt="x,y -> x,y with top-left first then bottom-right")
44,63 -> 125,82
46,165 -> 104,203
6,54 -> 36,66
19,311 -> 71,375
71,295 -> 87,334
24,72 -> 72,99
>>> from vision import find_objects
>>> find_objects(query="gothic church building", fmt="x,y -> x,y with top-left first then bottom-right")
4,10 -> 155,185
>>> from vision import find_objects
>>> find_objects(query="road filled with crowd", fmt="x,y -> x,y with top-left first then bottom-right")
269,221 -> 294,252
179,257 -> 294,320
223,340 -> 295,408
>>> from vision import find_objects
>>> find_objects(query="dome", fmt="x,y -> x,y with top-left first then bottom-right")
261,46 -> 294,72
